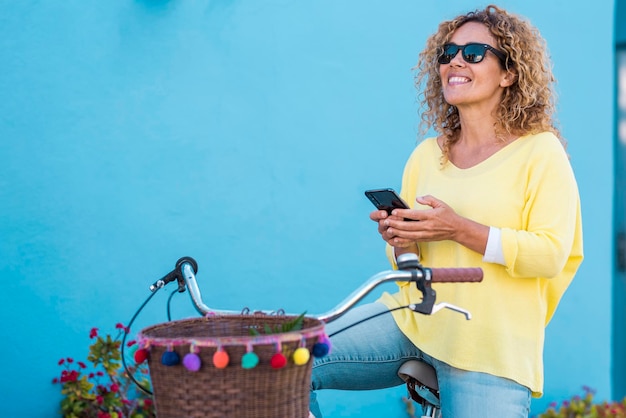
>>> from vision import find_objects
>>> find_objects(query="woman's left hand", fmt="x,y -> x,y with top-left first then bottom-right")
385,195 -> 489,254
384,194 -> 459,244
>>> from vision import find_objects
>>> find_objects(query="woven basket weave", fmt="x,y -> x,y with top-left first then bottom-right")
138,314 -> 326,418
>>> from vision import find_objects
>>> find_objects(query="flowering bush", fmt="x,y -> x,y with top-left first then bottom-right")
536,386 -> 626,418
52,323 -> 154,418
400,386 -> 626,418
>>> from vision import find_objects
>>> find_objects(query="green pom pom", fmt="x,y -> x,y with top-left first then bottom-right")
128,345 -> 138,357
241,352 -> 259,369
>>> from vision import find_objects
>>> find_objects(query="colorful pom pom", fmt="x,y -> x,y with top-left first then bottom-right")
183,353 -> 201,371
212,350 -> 230,369
241,352 -> 259,369
134,348 -> 149,364
161,350 -> 180,366
270,352 -> 287,369
127,345 -> 138,357
312,342 -> 329,358
293,347 -> 310,366
321,335 -> 332,352
312,335 -> 332,358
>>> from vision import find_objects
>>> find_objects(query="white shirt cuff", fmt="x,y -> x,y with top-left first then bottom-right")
483,227 -> 506,265
392,246 -> 421,263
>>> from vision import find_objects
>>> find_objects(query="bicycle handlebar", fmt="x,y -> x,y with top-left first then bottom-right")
429,267 -> 483,283
123,255 -> 482,398
171,253 -> 483,323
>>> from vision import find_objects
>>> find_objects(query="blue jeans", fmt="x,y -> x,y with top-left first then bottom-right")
310,302 -> 531,418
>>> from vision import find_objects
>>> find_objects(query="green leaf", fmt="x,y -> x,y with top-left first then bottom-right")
247,312 -> 307,336
279,312 -> 306,333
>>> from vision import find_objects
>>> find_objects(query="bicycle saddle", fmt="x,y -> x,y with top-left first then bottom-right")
398,360 -> 438,391
398,360 -> 440,407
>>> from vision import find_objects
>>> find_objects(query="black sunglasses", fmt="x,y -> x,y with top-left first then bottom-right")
438,43 -> 507,65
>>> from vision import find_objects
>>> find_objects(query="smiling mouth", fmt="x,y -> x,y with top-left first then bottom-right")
448,76 -> 471,85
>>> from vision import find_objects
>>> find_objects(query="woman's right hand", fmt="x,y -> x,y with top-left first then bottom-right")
370,209 -> 415,248
370,209 -> 419,257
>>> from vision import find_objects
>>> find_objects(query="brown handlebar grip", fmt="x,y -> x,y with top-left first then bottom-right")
430,267 -> 483,283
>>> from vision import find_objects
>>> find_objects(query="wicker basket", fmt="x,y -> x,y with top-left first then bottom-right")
137,314 -> 327,418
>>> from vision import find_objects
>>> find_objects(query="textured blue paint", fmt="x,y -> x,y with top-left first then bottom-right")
0,1 -> 615,416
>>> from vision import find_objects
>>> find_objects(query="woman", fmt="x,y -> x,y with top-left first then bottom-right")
310,4 -> 583,418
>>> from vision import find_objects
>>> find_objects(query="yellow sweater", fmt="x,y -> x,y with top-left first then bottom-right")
378,132 -> 583,397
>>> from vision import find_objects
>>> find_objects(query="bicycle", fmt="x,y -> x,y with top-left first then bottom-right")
124,253 -> 483,418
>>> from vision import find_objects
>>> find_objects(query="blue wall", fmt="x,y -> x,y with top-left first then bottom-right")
0,1 -> 615,416
614,0 -> 626,401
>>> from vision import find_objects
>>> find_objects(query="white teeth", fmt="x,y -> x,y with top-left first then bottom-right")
449,76 -> 470,83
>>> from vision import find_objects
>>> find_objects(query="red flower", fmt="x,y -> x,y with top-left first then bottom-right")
115,323 -> 129,333
60,370 -> 79,383
53,322 -> 155,416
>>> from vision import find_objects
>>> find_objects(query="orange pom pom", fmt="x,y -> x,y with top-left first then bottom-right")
213,350 -> 230,369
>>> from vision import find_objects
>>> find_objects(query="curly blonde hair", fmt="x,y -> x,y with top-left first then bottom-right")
415,4 -> 564,161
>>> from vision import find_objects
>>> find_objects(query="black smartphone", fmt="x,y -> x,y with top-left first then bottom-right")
364,188 -> 410,215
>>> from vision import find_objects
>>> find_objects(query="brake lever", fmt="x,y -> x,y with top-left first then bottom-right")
407,299 -> 472,320
430,302 -> 472,320
397,255 -> 472,320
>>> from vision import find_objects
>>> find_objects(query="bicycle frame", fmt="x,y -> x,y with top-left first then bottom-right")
134,254 -> 481,418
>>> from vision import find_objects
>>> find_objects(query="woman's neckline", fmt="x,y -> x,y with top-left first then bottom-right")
436,134 -> 523,170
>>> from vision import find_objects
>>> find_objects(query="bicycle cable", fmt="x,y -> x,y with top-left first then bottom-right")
120,287 -> 182,396
121,288 -> 161,396
166,290 -> 177,322
327,305 -> 411,338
